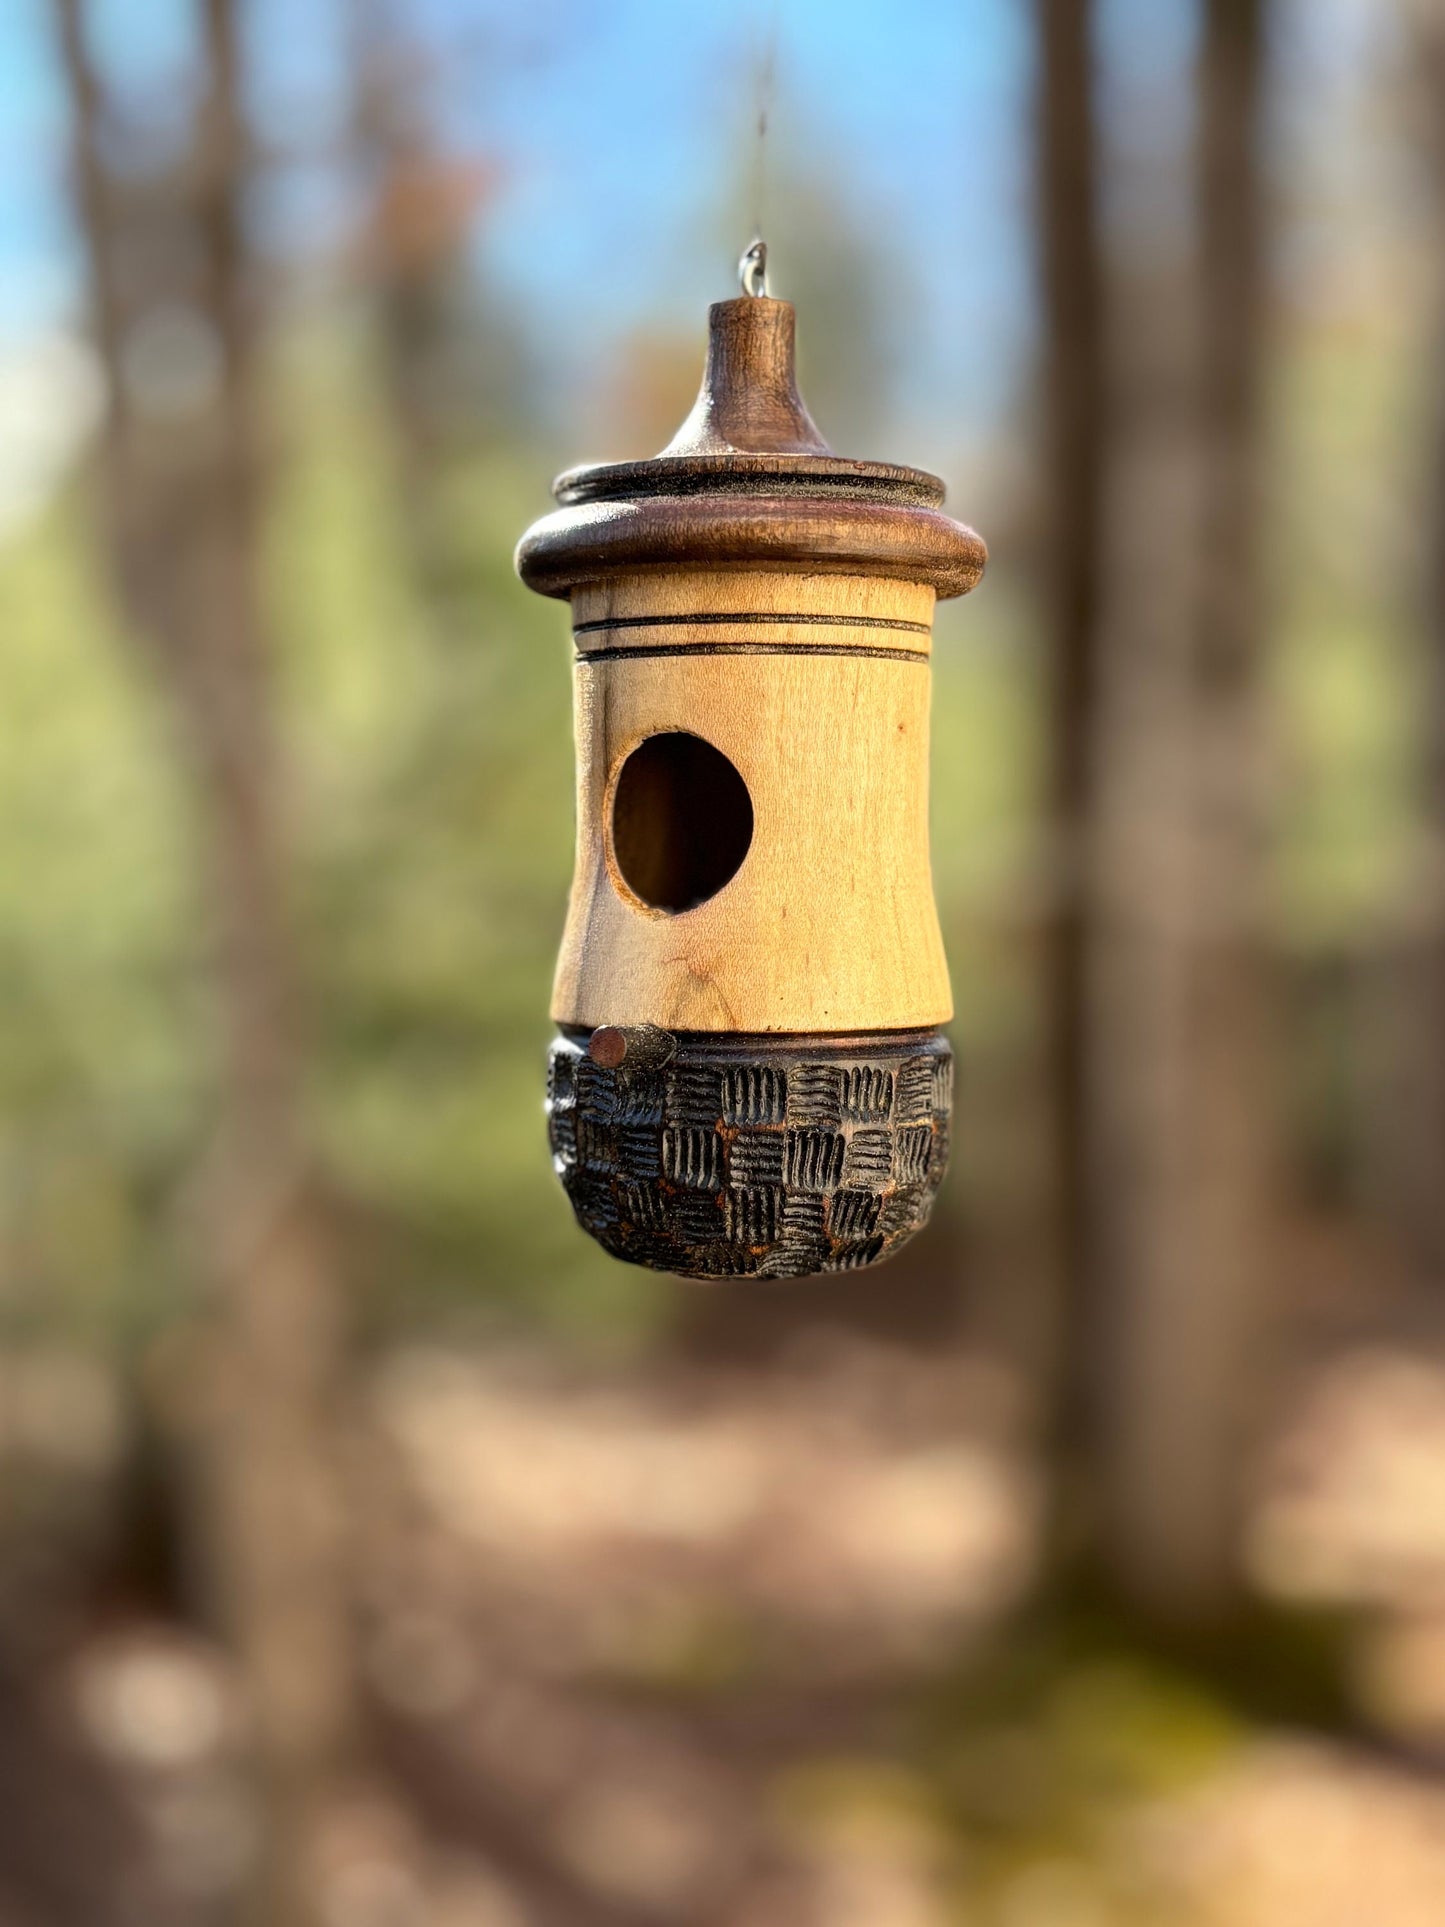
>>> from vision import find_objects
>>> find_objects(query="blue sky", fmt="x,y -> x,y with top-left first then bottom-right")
0,0 -> 1032,457
0,0 -> 1382,470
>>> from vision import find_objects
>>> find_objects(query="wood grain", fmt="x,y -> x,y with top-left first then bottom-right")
551,567 -> 951,1033
571,568 -> 936,647
658,296 -> 830,456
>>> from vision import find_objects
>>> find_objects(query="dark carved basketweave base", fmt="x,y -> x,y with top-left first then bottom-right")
546,1028 -> 952,1280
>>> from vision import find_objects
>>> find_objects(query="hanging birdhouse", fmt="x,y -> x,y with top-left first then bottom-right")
516,254 -> 986,1279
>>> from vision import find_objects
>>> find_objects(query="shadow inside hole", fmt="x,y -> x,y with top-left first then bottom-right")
610,731 -> 754,913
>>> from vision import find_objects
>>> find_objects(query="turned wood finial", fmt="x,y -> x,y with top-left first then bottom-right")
516,292 -> 994,601
660,298 -> 832,458
515,284 -> 987,602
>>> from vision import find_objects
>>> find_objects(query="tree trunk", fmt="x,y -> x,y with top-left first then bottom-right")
1087,0 -> 1272,1625
1036,0 -> 1106,1475
1371,9 -> 1445,1278
55,4 -> 357,1919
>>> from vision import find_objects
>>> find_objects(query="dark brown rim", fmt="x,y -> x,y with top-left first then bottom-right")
554,452 -> 948,509
556,1025 -> 949,1055
515,495 -> 987,601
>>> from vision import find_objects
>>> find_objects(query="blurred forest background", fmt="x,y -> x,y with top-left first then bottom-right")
5,0 -> 1445,1922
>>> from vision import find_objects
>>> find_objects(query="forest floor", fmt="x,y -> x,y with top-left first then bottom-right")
4,1240 -> 1445,1926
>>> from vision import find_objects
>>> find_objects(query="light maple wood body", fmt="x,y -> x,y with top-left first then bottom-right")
552,567 -> 952,1033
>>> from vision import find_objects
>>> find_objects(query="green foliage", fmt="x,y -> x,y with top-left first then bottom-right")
768,1630 -> 1242,1927
1272,329 -> 1420,947
0,496 -> 201,1344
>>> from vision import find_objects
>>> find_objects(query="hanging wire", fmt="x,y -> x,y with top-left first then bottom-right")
749,8 -> 777,243
739,6 -> 777,300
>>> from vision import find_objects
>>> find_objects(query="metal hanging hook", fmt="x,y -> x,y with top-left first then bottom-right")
738,237 -> 768,298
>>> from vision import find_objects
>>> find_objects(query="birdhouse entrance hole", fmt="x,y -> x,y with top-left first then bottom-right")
609,731 -> 753,914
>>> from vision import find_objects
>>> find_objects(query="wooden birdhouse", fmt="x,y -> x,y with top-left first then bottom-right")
516,267 -> 985,1279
